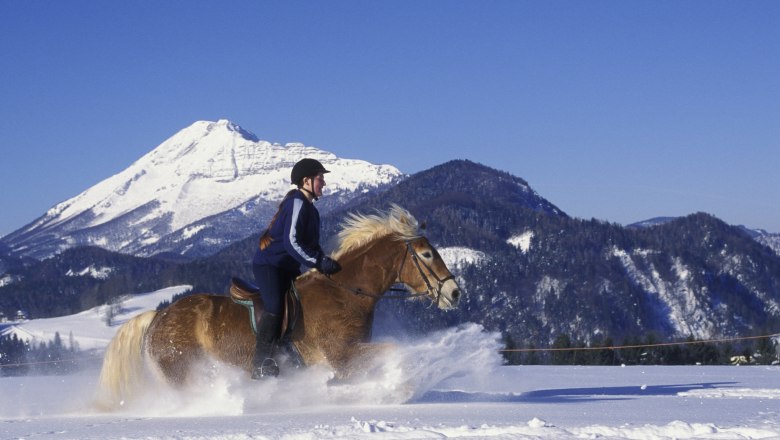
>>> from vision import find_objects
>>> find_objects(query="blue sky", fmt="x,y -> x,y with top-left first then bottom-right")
1,1 -> 778,237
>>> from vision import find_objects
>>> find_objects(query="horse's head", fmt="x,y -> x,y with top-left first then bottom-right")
332,205 -> 462,310
397,237 -> 461,310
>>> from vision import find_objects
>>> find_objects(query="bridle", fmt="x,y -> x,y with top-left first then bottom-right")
397,240 -> 457,303
325,238 -> 456,303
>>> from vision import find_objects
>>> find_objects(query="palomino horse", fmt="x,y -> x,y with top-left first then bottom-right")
96,205 -> 461,408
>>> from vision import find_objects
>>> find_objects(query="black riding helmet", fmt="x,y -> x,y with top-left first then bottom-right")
291,158 -> 330,187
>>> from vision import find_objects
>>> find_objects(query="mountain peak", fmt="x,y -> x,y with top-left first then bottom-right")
144,119 -> 264,167
171,119 -> 259,145
212,119 -> 259,142
411,160 -> 565,217
1,121 -> 402,259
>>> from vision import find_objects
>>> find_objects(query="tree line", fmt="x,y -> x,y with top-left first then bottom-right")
502,332 -> 779,366
0,331 -> 93,376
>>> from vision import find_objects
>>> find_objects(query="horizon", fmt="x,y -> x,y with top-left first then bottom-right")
2,1 -> 778,236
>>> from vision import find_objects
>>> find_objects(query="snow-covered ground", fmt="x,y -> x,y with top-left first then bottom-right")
2,288 -> 780,439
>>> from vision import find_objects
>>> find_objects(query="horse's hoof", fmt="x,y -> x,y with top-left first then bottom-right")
251,359 -> 279,380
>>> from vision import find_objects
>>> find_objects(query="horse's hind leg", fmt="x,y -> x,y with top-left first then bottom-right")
145,316 -> 206,386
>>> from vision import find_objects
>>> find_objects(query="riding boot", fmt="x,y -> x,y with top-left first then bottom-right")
251,312 -> 281,380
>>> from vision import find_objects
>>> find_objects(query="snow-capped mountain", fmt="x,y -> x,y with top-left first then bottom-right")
1,120 -> 403,259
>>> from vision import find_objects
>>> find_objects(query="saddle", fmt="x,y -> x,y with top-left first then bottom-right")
229,277 -> 301,338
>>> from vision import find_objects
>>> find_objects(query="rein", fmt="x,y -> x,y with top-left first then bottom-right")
324,239 -> 455,302
325,280 -> 427,300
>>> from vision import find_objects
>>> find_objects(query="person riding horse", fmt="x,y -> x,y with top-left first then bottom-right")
96,204 -> 461,407
251,158 -> 342,379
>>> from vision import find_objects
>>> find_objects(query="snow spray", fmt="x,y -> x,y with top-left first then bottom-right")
93,323 -> 503,416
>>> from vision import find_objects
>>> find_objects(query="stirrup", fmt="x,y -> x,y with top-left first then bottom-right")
251,358 -> 279,380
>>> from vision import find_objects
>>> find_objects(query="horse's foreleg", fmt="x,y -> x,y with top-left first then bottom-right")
332,342 -> 397,380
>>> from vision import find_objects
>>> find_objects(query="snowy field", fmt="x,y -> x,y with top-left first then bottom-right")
2,288 -> 780,439
2,359 -> 779,439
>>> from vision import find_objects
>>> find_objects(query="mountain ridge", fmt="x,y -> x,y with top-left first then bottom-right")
628,216 -> 780,257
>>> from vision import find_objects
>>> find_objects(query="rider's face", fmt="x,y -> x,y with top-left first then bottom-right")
305,174 -> 326,198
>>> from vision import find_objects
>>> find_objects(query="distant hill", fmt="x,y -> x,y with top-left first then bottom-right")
738,226 -> 780,257
0,247 -> 183,318
322,161 -> 780,346
627,217 -> 678,229
629,217 -> 780,258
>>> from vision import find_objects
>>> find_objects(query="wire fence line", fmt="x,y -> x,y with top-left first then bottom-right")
499,333 -> 780,353
2,333 -> 779,370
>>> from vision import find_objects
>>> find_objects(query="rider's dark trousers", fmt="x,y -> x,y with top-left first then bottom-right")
252,264 -> 299,315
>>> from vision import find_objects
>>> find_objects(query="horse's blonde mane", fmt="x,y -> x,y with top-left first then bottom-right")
332,205 -> 422,259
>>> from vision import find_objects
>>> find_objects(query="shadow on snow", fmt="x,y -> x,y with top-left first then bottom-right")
415,382 -> 738,404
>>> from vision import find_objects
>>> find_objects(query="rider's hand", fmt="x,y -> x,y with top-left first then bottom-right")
318,256 -> 342,275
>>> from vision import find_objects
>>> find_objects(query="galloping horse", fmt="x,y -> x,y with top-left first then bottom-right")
96,205 -> 461,409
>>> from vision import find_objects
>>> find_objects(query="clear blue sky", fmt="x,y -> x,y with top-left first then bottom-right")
1,1 -> 778,237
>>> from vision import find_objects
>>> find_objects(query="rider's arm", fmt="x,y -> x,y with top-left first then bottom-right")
282,198 -> 323,269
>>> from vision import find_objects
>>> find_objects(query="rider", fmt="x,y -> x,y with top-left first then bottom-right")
250,158 -> 342,379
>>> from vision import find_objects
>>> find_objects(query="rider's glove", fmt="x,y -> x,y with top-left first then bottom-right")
317,256 -> 342,275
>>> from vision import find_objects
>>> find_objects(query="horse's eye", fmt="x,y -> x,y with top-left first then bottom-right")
422,251 -> 432,259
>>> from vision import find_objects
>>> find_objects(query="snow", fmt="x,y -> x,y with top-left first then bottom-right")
609,247 -> 715,339
438,246 -> 488,272
0,274 -> 19,287
2,287 -> 780,439
65,265 -> 114,280
2,363 -> 779,439
507,231 -> 534,253
182,224 -> 207,239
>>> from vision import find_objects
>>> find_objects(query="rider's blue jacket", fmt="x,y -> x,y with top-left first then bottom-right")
252,189 -> 324,272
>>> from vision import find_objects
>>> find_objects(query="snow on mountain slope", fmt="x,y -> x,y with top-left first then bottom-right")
2,120 -> 403,259
439,246 -> 488,273
609,246 -> 717,339
507,231 -> 534,253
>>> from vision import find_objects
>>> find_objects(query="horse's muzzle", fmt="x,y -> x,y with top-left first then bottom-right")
438,279 -> 461,310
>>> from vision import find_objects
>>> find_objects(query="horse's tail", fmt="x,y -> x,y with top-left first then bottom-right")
94,310 -> 157,411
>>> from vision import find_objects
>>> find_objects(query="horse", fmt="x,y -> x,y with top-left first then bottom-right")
95,205 -> 461,409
